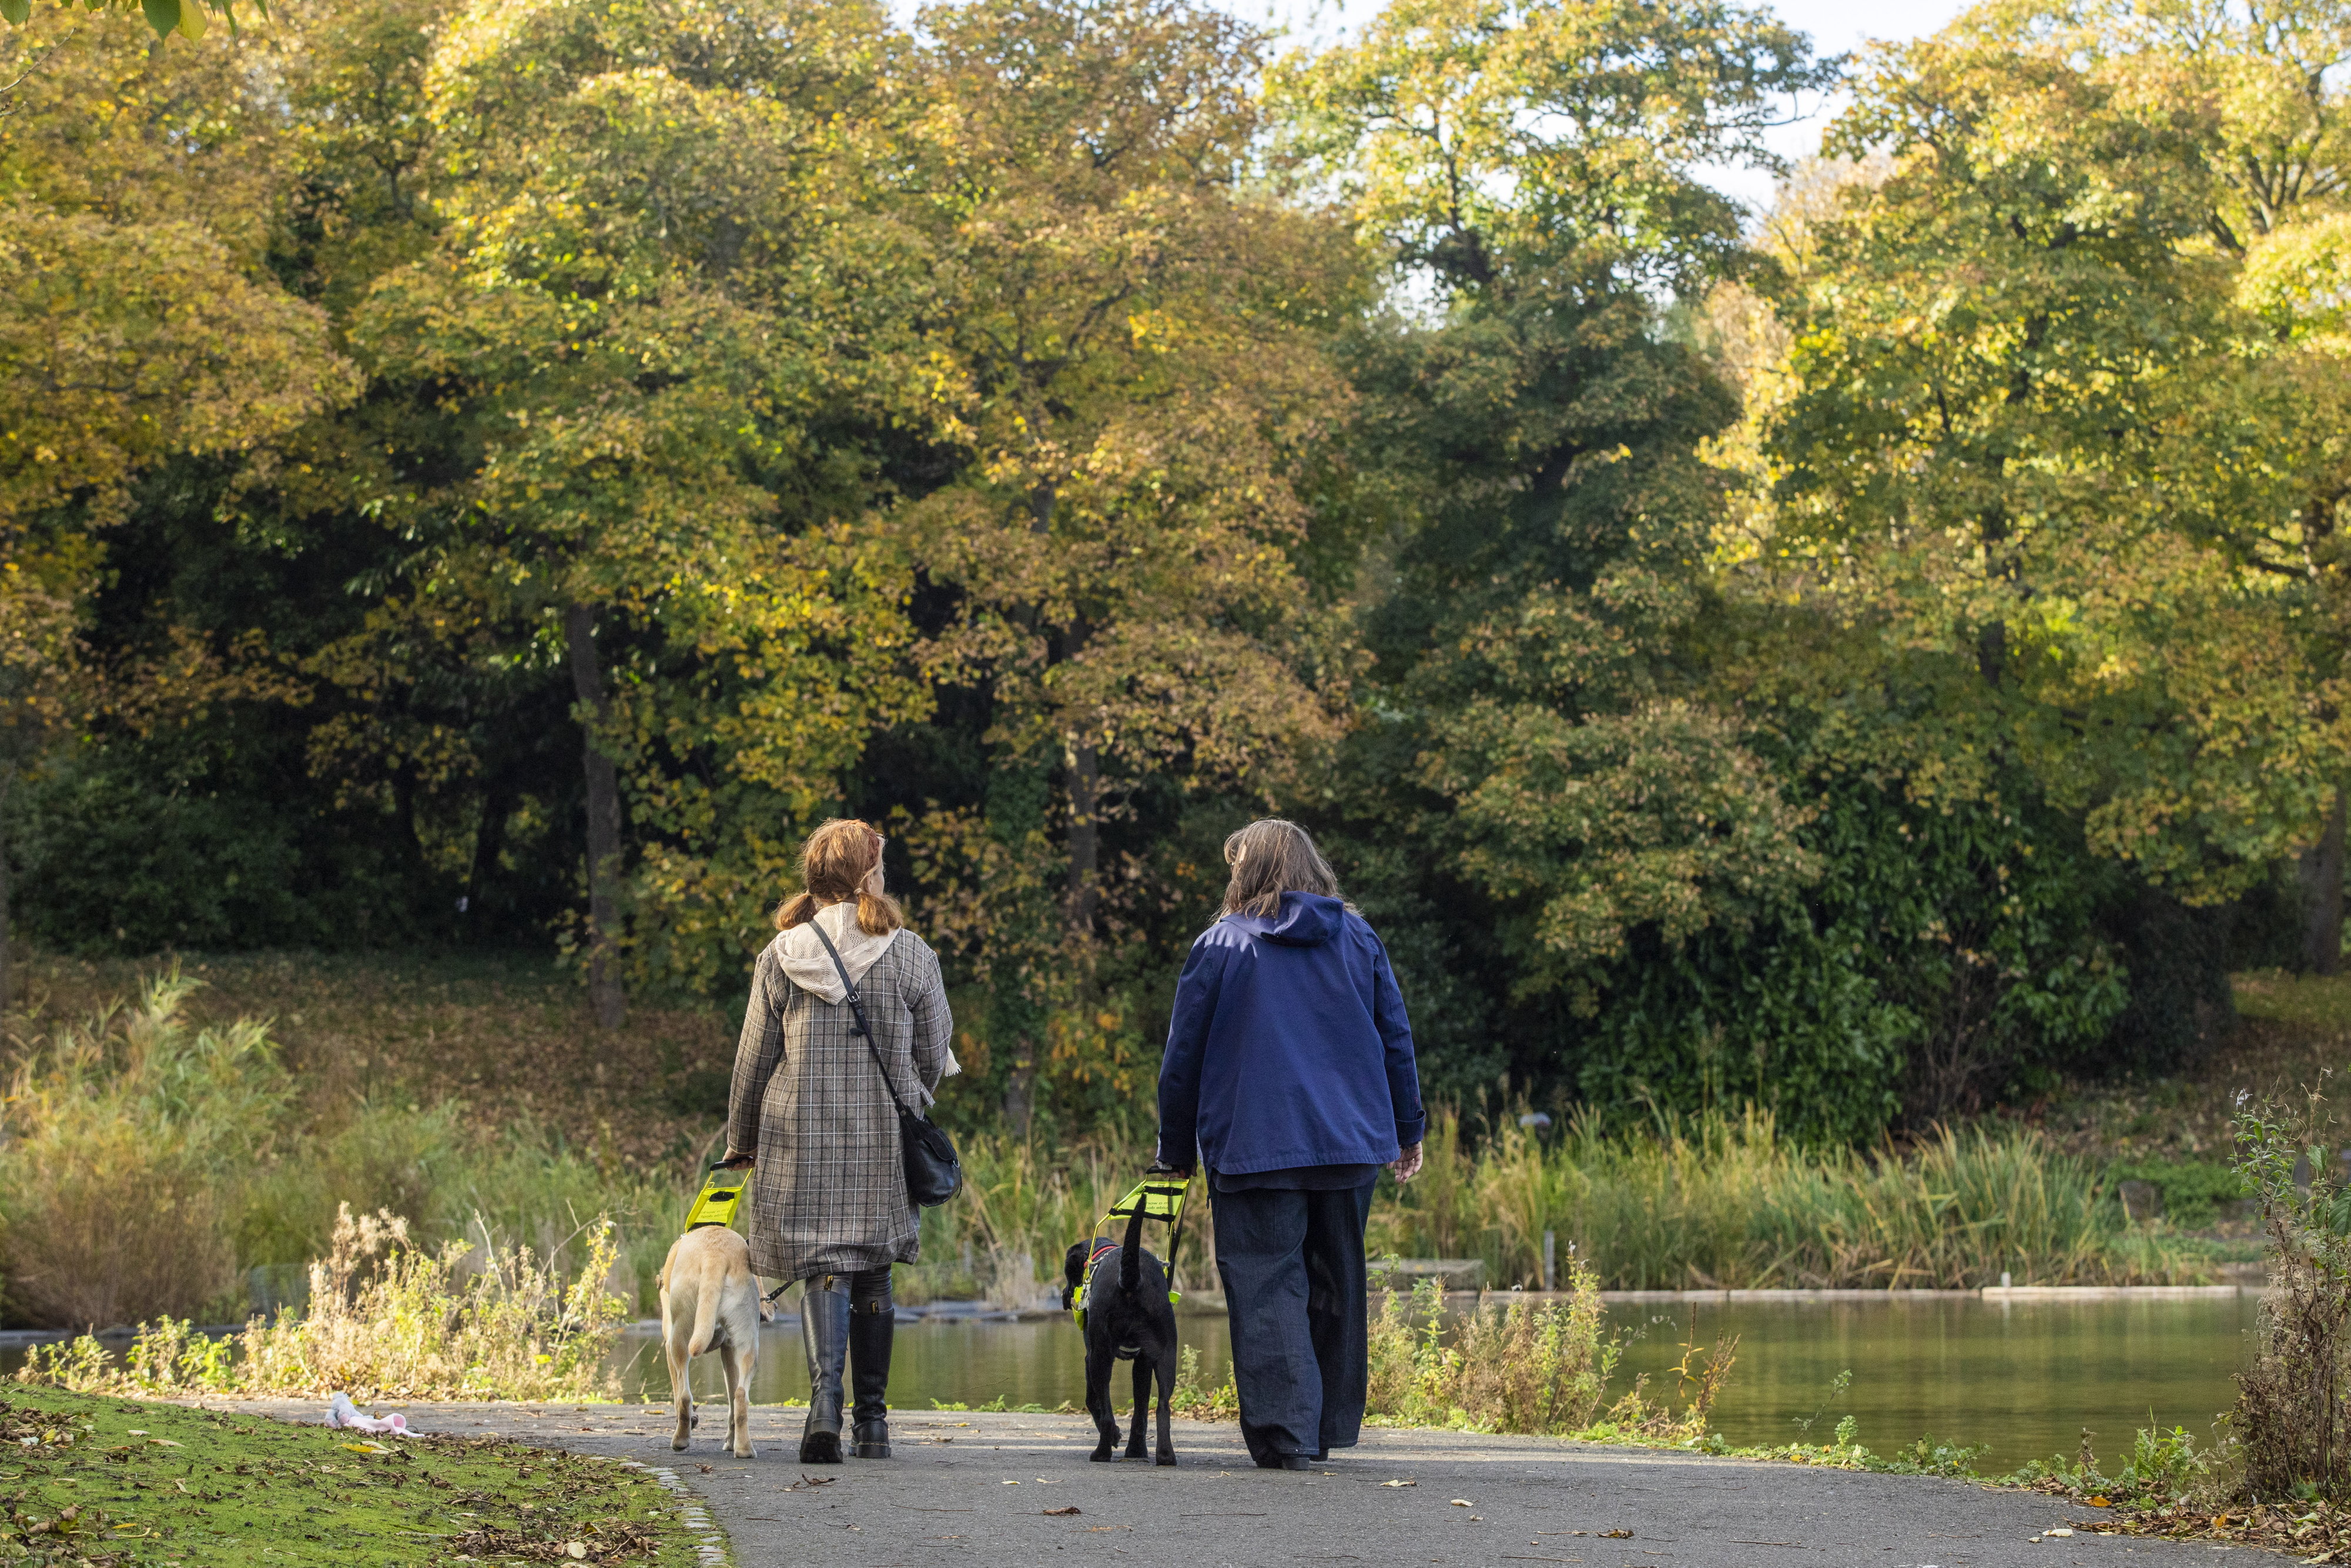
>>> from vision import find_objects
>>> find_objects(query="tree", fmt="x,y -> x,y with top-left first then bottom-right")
0,9 -> 349,1007
302,0 -> 932,1021
888,0 -> 1360,1129
1751,0 -> 2351,981
1275,0 -> 1835,1019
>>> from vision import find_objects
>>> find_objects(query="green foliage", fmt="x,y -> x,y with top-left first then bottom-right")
2106,1160 -> 2248,1228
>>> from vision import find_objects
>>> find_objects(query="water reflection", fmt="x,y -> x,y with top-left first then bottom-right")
1608,1296 -> 2262,1473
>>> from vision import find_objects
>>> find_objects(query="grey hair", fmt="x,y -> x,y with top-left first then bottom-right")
1221,819 -> 1347,918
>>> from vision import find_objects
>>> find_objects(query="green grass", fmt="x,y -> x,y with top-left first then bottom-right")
2226,969 -> 2351,1029
0,1385 -> 701,1566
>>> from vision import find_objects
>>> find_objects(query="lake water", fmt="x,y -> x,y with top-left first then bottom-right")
624,1294 -> 2263,1475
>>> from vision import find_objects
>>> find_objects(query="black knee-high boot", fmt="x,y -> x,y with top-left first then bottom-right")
849,1268 -> 894,1458
799,1274 -> 850,1463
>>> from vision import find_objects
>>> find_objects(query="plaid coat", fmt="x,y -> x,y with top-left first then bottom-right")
728,926 -> 955,1281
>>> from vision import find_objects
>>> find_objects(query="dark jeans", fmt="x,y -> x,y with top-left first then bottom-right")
1208,1180 -> 1375,1464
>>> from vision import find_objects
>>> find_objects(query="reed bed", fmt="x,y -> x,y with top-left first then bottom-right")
1371,1108 -> 2201,1290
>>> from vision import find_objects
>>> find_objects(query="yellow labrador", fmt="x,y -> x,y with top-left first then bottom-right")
657,1225 -> 767,1457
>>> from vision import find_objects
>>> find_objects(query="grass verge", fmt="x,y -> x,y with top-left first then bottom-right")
0,1385 -> 703,1566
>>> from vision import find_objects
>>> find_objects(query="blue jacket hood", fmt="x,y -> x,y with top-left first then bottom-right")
1155,892 -> 1426,1177
1232,891 -> 1346,947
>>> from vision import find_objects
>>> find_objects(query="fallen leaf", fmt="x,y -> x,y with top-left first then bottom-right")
1453,1499 -> 1475,1508
340,1443 -> 390,1455
126,1431 -> 147,1438
1003,1480 -> 1022,1486
1602,1529 -> 1635,1539
2047,1529 -> 2074,1538
2087,1497 -> 2112,1508
148,1439 -> 183,1448
1381,1479 -> 1417,1488
565,1544 -> 588,1560
1043,1506 -> 1082,1517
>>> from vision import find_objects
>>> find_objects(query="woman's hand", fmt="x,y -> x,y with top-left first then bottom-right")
1388,1142 -> 1424,1184
718,1150 -> 755,1170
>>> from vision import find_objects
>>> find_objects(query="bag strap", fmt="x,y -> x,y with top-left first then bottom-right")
806,917 -> 919,1121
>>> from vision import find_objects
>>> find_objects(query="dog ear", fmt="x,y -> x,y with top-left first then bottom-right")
1063,1241 -> 1090,1284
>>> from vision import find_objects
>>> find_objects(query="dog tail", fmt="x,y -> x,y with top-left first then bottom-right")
1120,1194 -> 1146,1298
687,1268 -> 725,1357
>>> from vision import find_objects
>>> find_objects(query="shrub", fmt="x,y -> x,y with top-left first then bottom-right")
1364,1270 -> 1636,1436
2230,1083 -> 2351,1501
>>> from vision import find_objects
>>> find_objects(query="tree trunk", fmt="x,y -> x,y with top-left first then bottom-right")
1002,1048 -> 1034,1139
2301,786 -> 2347,977
565,604 -> 626,1029
1065,739 -> 1100,939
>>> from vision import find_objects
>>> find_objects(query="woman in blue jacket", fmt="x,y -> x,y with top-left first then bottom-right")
1156,818 -> 1426,1470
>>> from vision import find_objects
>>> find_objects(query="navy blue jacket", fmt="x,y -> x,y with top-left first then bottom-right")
1156,892 -> 1427,1175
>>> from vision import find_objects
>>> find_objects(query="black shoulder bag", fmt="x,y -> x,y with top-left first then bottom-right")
808,922 -> 963,1207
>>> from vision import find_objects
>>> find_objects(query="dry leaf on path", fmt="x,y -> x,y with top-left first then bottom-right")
1044,1506 -> 1082,1516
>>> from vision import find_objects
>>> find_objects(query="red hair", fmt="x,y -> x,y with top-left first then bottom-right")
773,819 -> 903,936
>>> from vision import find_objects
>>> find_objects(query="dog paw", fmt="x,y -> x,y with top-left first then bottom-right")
671,1439 -> 689,1452
1155,1453 -> 1177,1467
1089,1449 -> 1114,1463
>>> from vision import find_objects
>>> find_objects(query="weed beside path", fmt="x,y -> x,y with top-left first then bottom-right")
0,1386 -> 704,1566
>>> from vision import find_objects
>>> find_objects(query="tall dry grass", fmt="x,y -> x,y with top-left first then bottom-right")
0,971 -> 289,1326
906,1134 -> 1210,1305
0,969 -> 692,1327
22,1202 -> 631,1401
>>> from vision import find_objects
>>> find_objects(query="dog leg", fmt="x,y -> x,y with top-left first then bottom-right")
720,1336 -> 753,1459
1084,1341 -> 1120,1462
1126,1355 -> 1150,1458
667,1332 -> 694,1453
1154,1348 -> 1177,1466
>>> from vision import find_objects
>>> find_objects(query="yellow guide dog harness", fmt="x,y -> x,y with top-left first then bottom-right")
683,1165 -> 751,1231
1070,1172 -> 1194,1329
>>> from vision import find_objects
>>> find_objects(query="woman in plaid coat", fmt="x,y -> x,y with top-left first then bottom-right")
723,819 -> 956,1463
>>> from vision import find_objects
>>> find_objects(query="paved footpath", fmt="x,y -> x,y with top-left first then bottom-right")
207,1400 -> 2271,1568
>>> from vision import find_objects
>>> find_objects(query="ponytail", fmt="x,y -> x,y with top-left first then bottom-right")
855,889 -> 900,936
774,819 -> 905,935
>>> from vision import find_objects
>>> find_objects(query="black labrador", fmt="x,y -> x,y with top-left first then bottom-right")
1061,1201 -> 1179,1465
